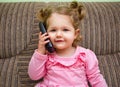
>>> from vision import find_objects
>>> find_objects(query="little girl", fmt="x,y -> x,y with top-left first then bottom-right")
28,1 -> 108,87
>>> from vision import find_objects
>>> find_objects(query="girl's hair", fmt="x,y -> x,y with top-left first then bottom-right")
36,1 -> 86,47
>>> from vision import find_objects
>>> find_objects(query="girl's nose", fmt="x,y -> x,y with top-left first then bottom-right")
56,31 -> 62,37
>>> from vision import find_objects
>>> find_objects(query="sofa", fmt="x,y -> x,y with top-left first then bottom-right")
0,2 -> 120,87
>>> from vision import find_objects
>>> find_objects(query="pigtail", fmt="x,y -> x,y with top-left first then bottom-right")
78,4 -> 86,20
70,1 -> 85,47
70,1 -> 86,20
36,7 -> 52,23
36,8 -> 44,22
70,1 -> 78,9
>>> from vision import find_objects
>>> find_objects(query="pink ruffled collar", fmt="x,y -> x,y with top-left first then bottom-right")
47,46 -> 86,67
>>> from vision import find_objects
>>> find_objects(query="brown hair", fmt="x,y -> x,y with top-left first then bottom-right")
36,1 -> 86,47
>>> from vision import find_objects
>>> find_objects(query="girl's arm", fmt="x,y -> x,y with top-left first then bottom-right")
28,50 -> 48,80
28,32 -> 50,80
85,49 -> 108,87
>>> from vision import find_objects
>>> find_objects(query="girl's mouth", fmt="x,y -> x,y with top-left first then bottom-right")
55,40 -> 64,42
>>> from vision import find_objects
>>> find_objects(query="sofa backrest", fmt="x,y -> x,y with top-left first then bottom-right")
0,2 -> 120,58
80,2 -> 120,55
0,3 -> 34,58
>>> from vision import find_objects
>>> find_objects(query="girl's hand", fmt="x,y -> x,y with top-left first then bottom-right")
37,32 -> 50,54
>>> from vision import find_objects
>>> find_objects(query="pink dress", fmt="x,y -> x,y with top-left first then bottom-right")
28,46 -> 107,87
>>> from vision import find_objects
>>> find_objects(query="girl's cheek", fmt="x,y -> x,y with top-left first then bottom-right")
48,34 -> 54,41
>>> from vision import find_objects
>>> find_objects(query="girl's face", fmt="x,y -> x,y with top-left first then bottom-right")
47,13 -> 79,52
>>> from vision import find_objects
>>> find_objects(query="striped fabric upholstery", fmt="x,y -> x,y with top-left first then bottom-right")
0,2 -> 120,87
0,3 -> 34,58
80,2 -> 120,55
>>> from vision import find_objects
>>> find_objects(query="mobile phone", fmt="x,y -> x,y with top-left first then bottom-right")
39,22 -> 55,53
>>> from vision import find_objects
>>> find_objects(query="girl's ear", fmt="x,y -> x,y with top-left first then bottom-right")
74,29 -> 80,39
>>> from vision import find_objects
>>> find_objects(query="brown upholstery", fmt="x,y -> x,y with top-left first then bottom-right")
0,2 -> 120,87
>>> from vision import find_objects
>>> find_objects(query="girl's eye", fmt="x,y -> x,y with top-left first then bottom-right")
63,29 -> 69,31
50,29 -> 56,32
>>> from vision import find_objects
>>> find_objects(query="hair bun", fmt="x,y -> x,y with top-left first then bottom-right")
70,1 -> 78,9
70,1 -> 86,20
36,8 -> 51,22
78,4 -> 86,20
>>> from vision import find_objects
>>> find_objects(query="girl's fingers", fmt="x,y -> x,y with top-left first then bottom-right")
39,32 -> 42,38
39,32 -> 49,40
40,32 -> 48,37
38,32 -> 50,44
38,32 -> 50,54
44,40 -> 50,44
